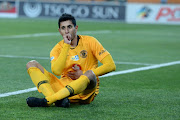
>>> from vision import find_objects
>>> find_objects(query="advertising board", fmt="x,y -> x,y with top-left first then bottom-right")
0,0 -> 18,18
19,1 -> 125,21
126,3 -> 180,24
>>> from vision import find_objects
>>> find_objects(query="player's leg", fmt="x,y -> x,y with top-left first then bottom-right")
26,60 -> 70,107
69,86 -> 97,104
26,69 -> 97,107
46,70 -> 97,105
26,60 -> 55,97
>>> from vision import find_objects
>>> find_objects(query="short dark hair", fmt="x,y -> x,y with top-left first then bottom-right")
58,13 -> 76,28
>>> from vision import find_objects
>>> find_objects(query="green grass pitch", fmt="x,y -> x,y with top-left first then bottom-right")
0,18 -> 180,120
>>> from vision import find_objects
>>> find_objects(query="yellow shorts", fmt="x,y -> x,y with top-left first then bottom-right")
42,68 -> 98,104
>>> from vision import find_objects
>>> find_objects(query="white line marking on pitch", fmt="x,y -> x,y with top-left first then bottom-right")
101,61 -> 180,78
0,30 -> 179,39
0,61 -> 179,98
0,55 -> 49,60
0,30 -> 111,39
0,88 -> 37,98
114,61 -> 154,66
0,55 -> 154,65
0,54 -> 154,66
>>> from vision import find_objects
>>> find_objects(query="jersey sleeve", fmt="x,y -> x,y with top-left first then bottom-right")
50,41 -> 71,76
92,54 -> 116,76
89,37 -> 110,62
50,42 -> 62,63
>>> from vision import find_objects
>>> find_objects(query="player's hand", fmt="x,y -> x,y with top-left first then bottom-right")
63,34 -> 71,45
67,64 -> 83,80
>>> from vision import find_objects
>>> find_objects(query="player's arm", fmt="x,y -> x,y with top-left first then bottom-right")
51,34 -> 71,76
51,43 -> 70,76
92,54 -> 116,76
89,36 -> 116,76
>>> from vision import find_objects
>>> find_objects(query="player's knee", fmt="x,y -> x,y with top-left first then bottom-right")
26,60 -> 39,70
84,70 -> 97,89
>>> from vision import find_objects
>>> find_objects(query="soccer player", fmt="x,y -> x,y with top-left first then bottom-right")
26,13 -> 116,107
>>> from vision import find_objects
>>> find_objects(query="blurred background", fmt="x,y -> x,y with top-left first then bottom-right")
0,0 -> 180,24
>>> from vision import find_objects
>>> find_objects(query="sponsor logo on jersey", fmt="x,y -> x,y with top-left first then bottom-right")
72,64 -> 81,70
71,55 -> 79,61
80,50 -> 87,58
99,49 -> 106,56
50,56 -> 54,61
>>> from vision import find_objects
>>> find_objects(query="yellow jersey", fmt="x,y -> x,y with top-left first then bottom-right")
50,35 -> 110,78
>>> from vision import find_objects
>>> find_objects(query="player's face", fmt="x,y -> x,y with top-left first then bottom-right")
58,20 -> 78,41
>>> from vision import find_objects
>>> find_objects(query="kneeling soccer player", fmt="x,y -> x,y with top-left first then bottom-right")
26,13 -> 116,107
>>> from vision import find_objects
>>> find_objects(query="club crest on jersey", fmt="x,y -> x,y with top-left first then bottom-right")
80,50 -> 87,58
71,55 -> 79,61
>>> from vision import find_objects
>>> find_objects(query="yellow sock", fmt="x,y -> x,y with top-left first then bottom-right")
46,75 -> 90,104
27,67 -> 55,97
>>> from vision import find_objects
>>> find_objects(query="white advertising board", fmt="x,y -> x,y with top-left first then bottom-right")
126,3 -> 180,25
0,1 -> 18,18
